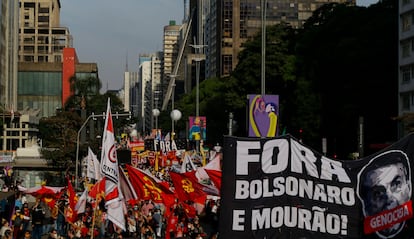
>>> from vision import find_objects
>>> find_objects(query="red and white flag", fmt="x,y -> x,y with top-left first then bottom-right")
87,147 -> 102,180
100,98 -> 125,231
119,166 -> 139,205
75,189 -> 88,214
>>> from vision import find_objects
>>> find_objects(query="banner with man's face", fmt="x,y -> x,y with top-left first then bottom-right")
219,134 -> 414,239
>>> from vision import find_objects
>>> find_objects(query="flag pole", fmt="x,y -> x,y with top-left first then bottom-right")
89,196 -> 100,239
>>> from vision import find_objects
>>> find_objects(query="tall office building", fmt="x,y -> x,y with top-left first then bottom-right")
205,0 -> 355,78
162,21 -> 182,101
399,0 -> 414,138
124,71 -> 139,116
18,0 -> 72,63
139,53 -> 162,134
0,0 -> 19,112
17,0 -> 98,116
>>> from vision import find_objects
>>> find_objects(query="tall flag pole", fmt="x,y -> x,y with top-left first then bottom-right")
100,98 -> 126,231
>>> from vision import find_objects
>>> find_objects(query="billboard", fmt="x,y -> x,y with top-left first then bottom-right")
248,94 -> 279,137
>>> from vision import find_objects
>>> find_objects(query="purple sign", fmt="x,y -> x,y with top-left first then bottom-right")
248,94 -> 279,137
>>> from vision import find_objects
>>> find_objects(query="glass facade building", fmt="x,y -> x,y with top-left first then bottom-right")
18,71 -> 62,118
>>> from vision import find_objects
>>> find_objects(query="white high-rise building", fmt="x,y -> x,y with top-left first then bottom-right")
124,71 -> 138,116
138,53 -> 162,135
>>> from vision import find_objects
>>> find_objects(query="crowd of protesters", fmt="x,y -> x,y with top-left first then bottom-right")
0,159 -> 221,239
71,163 -> 221,239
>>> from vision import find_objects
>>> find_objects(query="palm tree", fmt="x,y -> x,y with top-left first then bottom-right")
65,75 -> 102,110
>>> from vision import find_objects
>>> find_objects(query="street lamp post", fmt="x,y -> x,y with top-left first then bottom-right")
190,41 -> 206,152
190,45 -> 206,120
170,109 -> 182,140
152,108 -> 160,131
75,112 -> 131,189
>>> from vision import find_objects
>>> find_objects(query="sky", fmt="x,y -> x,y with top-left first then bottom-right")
60,0 -> 378,92
60,0 -> 184,91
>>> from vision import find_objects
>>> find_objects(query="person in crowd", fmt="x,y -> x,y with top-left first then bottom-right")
14,193 -> 23,211
175,217 -> 187,239
139,223 -> 155,239
31,199 -> 45,239
11,207 -> 24,239
22,230 -> 31,239
55,199 -> 66,237
151,208 -> 162,238
66,229 -> 77,239
46,229 -> 58,239
40,200 -> 52,237
0,198 -> 8,221
126,209 -> 136,237
0,219 -> 11,238
22,203 -> 31,234
2,229 -> 12,239
141,200 -> 154,217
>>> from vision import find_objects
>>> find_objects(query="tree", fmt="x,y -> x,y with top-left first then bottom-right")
227,23 -> 299,137
39,110 -> 82,168
174,0 -> 398,159
39,90 -> 127,168
65,75 -> 102,111
295,0 -> 398,157
176,77 -> 230,144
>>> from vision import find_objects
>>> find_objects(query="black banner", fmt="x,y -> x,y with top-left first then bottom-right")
219,134 -> 414,239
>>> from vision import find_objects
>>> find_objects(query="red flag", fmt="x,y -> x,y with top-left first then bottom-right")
88,177 -> 106,199
125,164 -> 175,207
183,171 -> 219,196
204,169 -> 222,193
100,98 -> 125,231
66,177 -> 78,223
169,172 -> 207,202
181,202 -> 197,218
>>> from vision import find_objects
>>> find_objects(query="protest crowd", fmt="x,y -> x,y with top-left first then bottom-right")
0,146 -> 222,239
0,103 -> 222,239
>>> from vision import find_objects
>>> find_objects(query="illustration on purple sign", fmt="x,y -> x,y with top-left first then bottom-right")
248,94 -> 279,137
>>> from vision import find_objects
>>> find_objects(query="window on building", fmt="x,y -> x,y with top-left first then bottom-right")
24,56 -> 34,62
38,29 -> 49,34
23,46 -> 34,53
24,29 -> 35,34
222,55 -> 232,75
412,93 -> 414,106
38,16 -> 49,22
223,0 -> 233,38
402,41 -> 410,57
39,7 -> 49,13
402,94 -> 410,111
402,66 -> 411,84
402,14 -> 411,32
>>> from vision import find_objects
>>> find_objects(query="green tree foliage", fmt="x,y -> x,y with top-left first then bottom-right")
295,0 -> 397,156
176,0 -> 397,158
65,75 -> 102,111
222,23 -> 299,138
39,111 -> 82,168
175,77 -> 229,144
39,90 -> 126,168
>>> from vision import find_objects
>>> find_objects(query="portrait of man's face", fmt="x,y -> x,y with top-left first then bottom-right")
363,162 -> 410,215
357,150 -> 412,238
